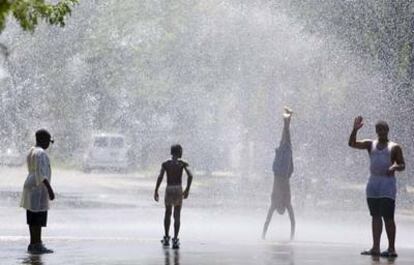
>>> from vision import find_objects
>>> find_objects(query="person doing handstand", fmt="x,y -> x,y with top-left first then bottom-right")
262,107 -> 295,240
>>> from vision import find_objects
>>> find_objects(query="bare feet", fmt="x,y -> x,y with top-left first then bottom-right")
284,106 -> 293,114
360,248 -> 380,256
380,250 -> 398,258
283,106 -> 293,119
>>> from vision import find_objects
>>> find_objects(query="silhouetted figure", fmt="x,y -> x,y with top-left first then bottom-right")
349,116 -> 405,258
262,107 -> 295,240
20,129 -> 55,254
154,144 -> 193,249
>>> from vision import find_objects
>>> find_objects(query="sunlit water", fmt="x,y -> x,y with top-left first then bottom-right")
0,1 -> 413,264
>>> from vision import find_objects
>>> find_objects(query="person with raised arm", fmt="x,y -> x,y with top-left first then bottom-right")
349,116 -> 405,258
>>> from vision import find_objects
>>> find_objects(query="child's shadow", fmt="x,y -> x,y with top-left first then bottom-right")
371,255 -> 396,265
20,254 -> 43,265
164,248 -> 180,265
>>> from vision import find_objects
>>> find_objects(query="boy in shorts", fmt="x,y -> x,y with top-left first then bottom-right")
154,144 -> 193,249
20,129 -> 55,254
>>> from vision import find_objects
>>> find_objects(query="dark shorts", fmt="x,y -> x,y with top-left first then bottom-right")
26,210 -> 48,227
165,186 -> 183,206
367,198 -> 395,219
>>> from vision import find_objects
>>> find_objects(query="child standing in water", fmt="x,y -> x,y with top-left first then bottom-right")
262,107 -> 295,240
20,129 -> 55,254
154,144 -> 193,249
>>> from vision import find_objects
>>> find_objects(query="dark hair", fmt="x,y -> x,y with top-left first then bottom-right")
35,129 -> 52,143
171,144 -> 183,158
375,120 -> 389,131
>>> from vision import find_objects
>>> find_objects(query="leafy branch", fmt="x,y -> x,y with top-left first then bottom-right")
0,0 -> 79,33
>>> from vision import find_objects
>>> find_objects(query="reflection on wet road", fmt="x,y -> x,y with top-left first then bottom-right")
0,167 -> 413,264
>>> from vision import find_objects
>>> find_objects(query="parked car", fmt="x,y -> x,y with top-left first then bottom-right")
83,133 -> 130,173
0,147 -> 25,167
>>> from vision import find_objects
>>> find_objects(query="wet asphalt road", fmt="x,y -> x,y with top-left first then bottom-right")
1,166 -> 414,264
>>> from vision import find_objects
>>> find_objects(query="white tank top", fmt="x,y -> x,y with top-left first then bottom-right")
366,140 -> 397,200
370,140 -> 394,176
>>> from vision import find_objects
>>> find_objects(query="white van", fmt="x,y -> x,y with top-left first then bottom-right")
83,133 -> 129,173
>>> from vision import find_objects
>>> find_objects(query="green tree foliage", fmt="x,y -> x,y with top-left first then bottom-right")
0,0 -> 78,33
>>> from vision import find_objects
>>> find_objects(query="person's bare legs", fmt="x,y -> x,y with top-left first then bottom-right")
29,226 -> 41,245
280,107 -> 293,147
287,203 -> 295,240
384,217 -> 396,254
164,206 -> 172,238
173,205 -> 182,239
371,216 -> 382,253
262,205 -> 275,239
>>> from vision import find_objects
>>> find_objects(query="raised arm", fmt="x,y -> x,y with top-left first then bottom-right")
389,145 -> 405,175
154,166 -> 165,202
348,116 -> 372,150
183,165 -> 193,199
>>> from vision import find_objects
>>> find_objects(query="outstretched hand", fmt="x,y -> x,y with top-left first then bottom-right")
353,116 -> 364,130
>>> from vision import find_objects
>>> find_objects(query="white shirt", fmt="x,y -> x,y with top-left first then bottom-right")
20,147 -> 52,212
